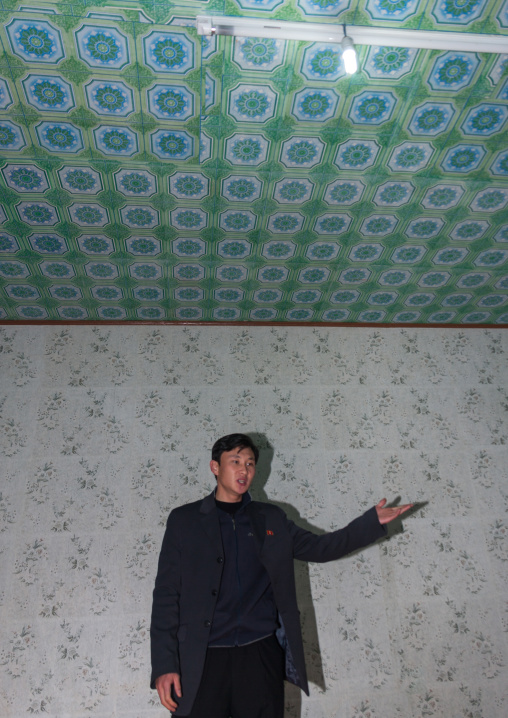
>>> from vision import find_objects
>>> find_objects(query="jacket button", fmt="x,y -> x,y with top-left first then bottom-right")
204,620 -> 211,628
211,589 -> 217,596
217,556 -> 223,564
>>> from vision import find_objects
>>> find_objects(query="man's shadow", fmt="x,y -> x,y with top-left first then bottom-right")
247,433 -> 421,718
247,434 -> 325,718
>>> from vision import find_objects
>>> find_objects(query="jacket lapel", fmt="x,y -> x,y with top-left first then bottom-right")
199,491 -> 222,549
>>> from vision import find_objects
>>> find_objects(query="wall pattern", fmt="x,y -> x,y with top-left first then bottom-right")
0,324 -> 507,717
0,1 -> 508,324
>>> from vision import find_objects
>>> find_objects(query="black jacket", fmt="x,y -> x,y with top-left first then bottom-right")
150,492 -> 386,716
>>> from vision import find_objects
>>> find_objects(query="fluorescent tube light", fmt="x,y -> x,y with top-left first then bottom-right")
341,35 -> 357,75
196,15 -> 508,55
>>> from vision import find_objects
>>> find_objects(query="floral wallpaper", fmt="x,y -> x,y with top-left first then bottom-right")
0,324 -> 507,717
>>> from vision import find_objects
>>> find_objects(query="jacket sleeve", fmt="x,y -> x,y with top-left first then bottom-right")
150,510 -> 182,688
287,506 -> 387,563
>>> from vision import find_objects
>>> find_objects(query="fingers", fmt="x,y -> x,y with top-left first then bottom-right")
156,673 -> 181,713
376,498 -> 387,509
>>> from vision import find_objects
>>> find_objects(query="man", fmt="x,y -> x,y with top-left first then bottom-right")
150,433 -> 412,717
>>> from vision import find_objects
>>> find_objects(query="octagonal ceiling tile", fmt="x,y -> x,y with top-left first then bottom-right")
405,217 -> 445,239
470,187 -> 508,212
273,178 -> 313,204
268,212 -> 305,233
300,43 -> 345,82
120,205 -> 158,229
427,51 -> 480,92
366,0 -> 420,21
334,139 -> 380,170
36,122 -> 83,154
0,79 -> 13,110
348,243 -> 384,262
125,236 -> 161,255
58,167 -> 102,194
490,150 -> 508,177
461,103 -> 508,136
298,267 -> 330,283
39,260 -> 74,279
77,234 -> 114,255
407,102 -> 455,136
391,245 -> 427,264
0,260 -> 30,279
432,0 -> 489,25
291,88 -> 339,123
348,91 -> 397,125
232,36 -> 286,72
404,292 -> 435,308
175,263 -> 205,281
172,237 -> 206,258
49,285 -> 82,301
456,271 -> 491,288
171,172 -> 209,200
261,240 -> 296,260
441,143 -> 486,173
314,213 -> 351,235
75,24 -> 130,70
0,233 -> 19,253
225,133 -> 270,166
363,46 -> 418,79
93,125 -> 138,157
85,80 -> 134,117
147,84 -> 194,121
175,287 -> 204,302
2,164 -> 49,193
129,262 -> 163,281
97,306 -> 127,320
0,121 -> 26,151
418,271 -> 451,288
324,179 -> 364,206
22,74 -> 74,112
494,225 -> 508,242
5,284 -> 40,301
69,203 -> 109,227
388,142 -> 434,172
421,183 -> 464,209
217,239 -> 251,259
432,247 -> 469,265
257,266 -> 289,283
306,242 -> 340,261
228,84 -> 277,123
222,175 -> 262,202
450,219 -> 490,241
151,130 -> 194,160
170,208 -> 207,231
339,269 -> 372,286
143,30 -> 195,73
84,261 -> 118,280
373,181 -> 414,207
28,233 -> 67,254
360,214 -> 398,237
91,285 -> 123,301
133,286 -> 164,303
17,201 -> 59,226
378,269 -> 412,286
220,210 -> 257,232
216,265 -> 248,282
330,289 -> 360,304
7,19 -> 64,63
115,170 -> 157,197
253,288 -> 283,303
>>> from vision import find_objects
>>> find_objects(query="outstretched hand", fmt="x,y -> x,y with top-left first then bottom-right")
376,498 -> 413,525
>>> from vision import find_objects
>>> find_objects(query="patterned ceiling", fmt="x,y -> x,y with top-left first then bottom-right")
0,0 -> 508,325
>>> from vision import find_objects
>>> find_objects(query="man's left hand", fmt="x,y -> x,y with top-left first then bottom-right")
375,498 -> 413,525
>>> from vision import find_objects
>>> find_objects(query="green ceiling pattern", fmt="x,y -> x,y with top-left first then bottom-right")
0,0 -> 508,324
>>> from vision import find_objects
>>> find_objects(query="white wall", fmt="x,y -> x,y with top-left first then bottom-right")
0,325 -> 506,718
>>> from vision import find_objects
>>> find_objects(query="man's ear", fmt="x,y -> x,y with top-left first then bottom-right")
210,459 -> 219,477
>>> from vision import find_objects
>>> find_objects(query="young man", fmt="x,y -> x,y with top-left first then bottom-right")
150,433 -> 412,717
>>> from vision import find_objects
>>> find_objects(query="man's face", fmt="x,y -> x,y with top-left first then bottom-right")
211,446 -> 256,503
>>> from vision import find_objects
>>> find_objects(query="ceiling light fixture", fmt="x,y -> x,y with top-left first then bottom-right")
340,27 -> 357,75
196,15 -> 508,56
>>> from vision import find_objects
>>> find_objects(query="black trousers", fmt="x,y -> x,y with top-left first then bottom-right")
185,634 -> 285,718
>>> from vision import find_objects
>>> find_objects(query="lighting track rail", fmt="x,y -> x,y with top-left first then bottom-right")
196,15 -> 508,55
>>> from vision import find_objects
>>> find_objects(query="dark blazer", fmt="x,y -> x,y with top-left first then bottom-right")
150,492 -> 386,716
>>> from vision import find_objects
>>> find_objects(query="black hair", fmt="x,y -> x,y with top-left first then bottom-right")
211,433 -> 259,464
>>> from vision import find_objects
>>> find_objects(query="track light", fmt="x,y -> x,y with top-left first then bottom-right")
196,15 -> 508,56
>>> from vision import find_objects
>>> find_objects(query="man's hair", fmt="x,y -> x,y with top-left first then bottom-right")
211,433 -> 259,464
